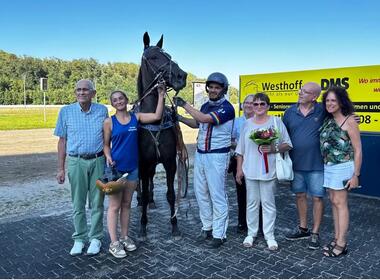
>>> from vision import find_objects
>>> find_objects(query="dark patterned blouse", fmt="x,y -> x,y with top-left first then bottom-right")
320,117 -> 354,164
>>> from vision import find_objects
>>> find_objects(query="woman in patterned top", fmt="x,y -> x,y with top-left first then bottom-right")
320,86 -> 362,257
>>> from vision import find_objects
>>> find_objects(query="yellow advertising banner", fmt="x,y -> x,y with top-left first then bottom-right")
239,65 -> 380,132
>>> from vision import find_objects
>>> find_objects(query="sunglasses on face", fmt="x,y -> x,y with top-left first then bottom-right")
253,102 -> 267,107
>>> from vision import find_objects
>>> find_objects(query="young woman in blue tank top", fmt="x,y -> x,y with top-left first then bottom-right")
103,84 -> 166,258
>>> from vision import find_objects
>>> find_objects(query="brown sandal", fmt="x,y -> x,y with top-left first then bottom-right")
324,243 -> 348,257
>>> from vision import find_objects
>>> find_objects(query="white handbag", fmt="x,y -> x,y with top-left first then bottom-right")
273,117 -> 294,182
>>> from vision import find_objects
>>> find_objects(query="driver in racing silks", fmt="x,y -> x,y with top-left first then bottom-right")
174,72 -> 235,249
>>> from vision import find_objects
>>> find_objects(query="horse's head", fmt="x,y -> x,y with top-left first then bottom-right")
138,32 -> 187,99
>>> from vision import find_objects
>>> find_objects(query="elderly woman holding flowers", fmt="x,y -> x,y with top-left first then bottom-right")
236,92 -> 292,250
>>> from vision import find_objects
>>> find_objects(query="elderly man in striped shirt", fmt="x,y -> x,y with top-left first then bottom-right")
55,79 -> 108,256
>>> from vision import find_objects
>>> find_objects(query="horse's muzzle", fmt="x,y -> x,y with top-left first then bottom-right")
170,69 -> 187,91
172,70 -> 187,91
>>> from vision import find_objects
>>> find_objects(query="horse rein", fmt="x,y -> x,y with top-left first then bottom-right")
142,48 -> 173,82
136,47 -> 179,106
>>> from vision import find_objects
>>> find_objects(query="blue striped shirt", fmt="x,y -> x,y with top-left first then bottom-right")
54,102 -> 108,155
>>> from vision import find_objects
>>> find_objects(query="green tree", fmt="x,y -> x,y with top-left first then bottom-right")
0,49 -> 241,106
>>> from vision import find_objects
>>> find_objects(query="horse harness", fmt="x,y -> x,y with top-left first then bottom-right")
139,108 -> 175,160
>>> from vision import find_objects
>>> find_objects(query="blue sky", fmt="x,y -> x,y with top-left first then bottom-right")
0,0 -> 379,87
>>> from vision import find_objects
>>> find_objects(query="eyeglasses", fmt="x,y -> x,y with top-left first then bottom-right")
76,88 -> 90,92
253,102 -> 267,107
243,101 -> 254,105
299,88 -> 314,95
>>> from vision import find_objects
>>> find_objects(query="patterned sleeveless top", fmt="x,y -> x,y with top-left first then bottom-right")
319,116 -> 354,164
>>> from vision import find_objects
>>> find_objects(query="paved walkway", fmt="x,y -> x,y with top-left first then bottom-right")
1,174 -> 380,279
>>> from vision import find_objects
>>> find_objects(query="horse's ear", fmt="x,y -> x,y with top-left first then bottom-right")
143,32 -> 150,49
156,35 -> 163,48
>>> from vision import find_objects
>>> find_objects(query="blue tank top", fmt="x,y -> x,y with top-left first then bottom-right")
111,113 -> 138,173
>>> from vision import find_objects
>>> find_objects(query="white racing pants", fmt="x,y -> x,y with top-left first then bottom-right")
194,151 -> 230,239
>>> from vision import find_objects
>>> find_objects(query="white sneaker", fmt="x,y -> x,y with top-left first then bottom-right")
243,236 -> 256,248
267,239 -> 278,251
109,241 -> 127,258
70,241 -> 84,256
87,239 -> 101,255
120,236 -> 137,252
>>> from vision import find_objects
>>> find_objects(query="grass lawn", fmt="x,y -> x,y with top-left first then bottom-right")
0,104 -> 241,130
0,107 -> 61,130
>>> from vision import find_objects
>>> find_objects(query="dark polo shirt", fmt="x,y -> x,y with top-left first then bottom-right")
283,102 -> 326,172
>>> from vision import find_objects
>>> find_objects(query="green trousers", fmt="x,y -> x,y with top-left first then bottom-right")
67,155 -> 105,242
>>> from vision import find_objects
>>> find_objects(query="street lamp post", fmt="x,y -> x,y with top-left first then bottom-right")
40,78 -> 48,123
23,73 -> 26,107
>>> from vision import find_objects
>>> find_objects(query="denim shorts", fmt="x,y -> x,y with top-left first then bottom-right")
291,171 -> 325,197
324,161 -> 354,190
120,168 -> 139,182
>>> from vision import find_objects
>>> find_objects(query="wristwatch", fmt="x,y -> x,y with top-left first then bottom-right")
274,143 -> 279,153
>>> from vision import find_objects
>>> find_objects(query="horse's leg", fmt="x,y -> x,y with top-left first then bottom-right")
148,174 -> 156,209
163,159 -> 181,239
139,171 -> 150,241
136,180 -> 142,207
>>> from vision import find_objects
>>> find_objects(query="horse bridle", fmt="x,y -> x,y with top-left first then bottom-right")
134,49 -> 181,116
138,48 -> 181,98
142,48 -> 173,83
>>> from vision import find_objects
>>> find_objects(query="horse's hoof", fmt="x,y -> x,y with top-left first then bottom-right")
139,226 -> 147,241
173,234 -> 182,241
139,231 -> 147,242
172,229 -> 181,240
149,202 -> 156,209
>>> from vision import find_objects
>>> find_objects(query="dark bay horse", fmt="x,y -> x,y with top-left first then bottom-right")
137,32 -> 187,240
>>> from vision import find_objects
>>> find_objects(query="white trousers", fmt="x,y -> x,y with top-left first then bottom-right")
245,179 -> 277,240
194,152 -> 229,239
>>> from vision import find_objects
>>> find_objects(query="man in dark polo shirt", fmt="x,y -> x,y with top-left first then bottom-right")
282,82 -> 326,250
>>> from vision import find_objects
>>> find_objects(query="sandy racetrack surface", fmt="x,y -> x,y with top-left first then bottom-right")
0,126 -> 198,221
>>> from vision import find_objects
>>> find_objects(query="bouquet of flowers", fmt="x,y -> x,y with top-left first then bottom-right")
249,127 -> 279,173
96,165 -> 128,195
249,127 -> 279,145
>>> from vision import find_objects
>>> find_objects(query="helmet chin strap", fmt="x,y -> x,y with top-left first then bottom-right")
209,90 -> 225,101
206,82 -> 227,102
209,96 -> 226,106
209,96 -> 221,101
